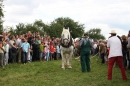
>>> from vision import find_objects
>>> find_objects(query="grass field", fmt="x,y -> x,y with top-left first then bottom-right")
0,56 -> 130,86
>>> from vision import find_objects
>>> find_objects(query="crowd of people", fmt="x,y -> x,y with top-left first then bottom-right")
90,31 -> 130,71
90,30 -> 129,80
74,30 -> 130,80
0,31 -> 61,68
0,30 -> 130,80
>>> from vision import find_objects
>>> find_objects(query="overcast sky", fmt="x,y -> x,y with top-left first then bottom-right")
3,0 -> 130,39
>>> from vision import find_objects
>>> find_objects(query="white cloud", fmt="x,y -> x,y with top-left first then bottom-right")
85,23 -> 128,39
2,0 -> 130,39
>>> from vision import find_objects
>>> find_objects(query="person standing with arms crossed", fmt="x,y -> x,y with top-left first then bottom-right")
107,30 -> 127,80
78,33 -> 93,72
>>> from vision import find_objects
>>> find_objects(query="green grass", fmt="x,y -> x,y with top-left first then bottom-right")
0,56 -> 130,86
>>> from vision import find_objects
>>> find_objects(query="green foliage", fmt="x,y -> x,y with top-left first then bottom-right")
14,20 -> 49,36
85,28 -> 105,40
49,17 -> 84,38
33,19 -> 49,36
13,17 -> 84,38
6,18 -> 106,40
7,26 -> 16,36
15,23 -> 25,35
0,57 -> 129,86
0,0 -> 4,17
0,0 -> 4,34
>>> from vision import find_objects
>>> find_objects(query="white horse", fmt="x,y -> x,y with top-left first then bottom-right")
60,27 -> 74,69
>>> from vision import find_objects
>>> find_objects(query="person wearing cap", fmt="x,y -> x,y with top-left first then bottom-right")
107,30 -> 127,80
78,33 -> 93,72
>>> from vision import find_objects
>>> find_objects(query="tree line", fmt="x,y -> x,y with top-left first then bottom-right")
0,0 -> 105,40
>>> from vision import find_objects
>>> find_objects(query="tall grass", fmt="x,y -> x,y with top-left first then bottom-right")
0,56 -> 130,86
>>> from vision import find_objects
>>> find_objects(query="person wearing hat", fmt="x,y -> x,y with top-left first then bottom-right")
107,30 -> 127,80
78,33 -> 93,72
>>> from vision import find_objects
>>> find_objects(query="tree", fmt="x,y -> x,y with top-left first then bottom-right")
8,26 -> 16,36
33,19 -> 49,36
15,23 -> 25,35
0,0 -> 4,33
85,28 -> 105,41
7,17 -> 85,38
49,17 -> 85,38
24,23 -> 38,34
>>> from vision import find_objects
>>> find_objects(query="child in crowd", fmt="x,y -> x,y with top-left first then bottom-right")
39,41 -> 44,61
53,45 -> 56,60
56,43 -> 61,60
50,42 -> 55,60
44,43 -> 50,61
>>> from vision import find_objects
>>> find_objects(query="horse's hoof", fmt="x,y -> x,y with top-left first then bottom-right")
68,66 -> 72,69
77,60 -> 80,61
62,67 -> 65,70
75,56 -> 80,60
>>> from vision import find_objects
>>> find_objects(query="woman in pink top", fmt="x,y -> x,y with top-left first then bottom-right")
44,43 -> 50,61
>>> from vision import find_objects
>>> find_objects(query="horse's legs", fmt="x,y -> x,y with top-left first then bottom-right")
67,53 -> 72,69
61,52 -> 66,69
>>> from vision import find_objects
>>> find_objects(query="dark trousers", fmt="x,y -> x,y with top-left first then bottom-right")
52,52 -> 56,60
9,48 -> 12,63
32,50 -> 36,61
122,51 -> 128,69
36,49 -> 39,61
128,51 -> 130,69
22,52 -> 28,64
80,51 -> 91,72
100,53 -> 105,64
12,53 -> 16,63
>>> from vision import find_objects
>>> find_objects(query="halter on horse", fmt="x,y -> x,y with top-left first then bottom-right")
60,28 -> 74,69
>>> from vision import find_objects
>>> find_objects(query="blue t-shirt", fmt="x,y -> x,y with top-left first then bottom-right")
21,42 -> 30,53
56,45 -> 60,53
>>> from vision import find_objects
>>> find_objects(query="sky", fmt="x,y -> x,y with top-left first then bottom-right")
2,0 -> 130,39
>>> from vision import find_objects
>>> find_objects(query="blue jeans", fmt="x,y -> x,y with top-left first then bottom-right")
45,52 -> 50,61
39,52 -> 44,58
94,49 -> 97,55
22,52 -> 28,63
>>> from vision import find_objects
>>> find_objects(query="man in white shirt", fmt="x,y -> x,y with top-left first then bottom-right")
93,42 -> 97,55
16,35 -> 22,63
107,30 -> 127,80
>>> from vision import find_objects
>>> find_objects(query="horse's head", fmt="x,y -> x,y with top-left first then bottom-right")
61,28 -> 71,46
